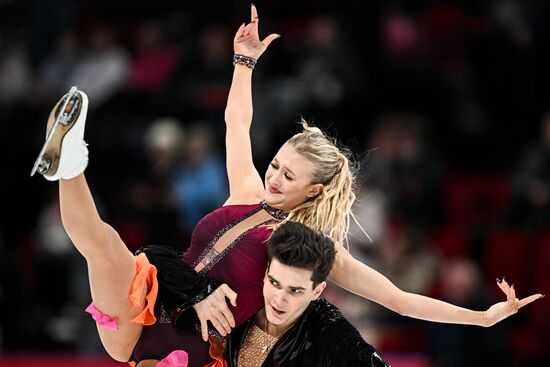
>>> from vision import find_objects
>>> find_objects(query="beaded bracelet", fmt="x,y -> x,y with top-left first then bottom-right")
233,54 -> 257,69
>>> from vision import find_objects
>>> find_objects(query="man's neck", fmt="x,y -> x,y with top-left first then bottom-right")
255,308 -> 296,338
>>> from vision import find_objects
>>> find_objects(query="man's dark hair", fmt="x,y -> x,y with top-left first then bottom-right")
267,221 -> 336,288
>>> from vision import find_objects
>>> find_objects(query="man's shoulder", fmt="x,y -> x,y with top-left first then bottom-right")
306,298 -> 357,335
300,299 -> 387,366
309,298 -> 345,323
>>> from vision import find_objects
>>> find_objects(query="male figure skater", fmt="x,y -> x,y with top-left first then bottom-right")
225,221 -> 389,366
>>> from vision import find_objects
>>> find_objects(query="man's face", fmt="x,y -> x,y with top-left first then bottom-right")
263,258 -> 326,330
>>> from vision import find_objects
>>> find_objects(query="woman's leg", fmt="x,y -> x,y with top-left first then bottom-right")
137,360 -> 160,367
59,174 -> 146,361
34,88 -> 147,361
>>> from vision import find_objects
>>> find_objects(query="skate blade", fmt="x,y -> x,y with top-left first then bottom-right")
31,86 -> 82,177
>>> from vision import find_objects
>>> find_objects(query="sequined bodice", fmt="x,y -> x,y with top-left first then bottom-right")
237,323 -> 279,367
181,201 -> 282,327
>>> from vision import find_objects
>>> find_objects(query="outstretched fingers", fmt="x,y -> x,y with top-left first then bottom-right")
262,33 -> 281,48
242,22 -> 256,38
497,278 -> 518,311
241,4 -> 259,38
251,3 -> 259,25
509,284 -> 519,312
496,277 -> 510,299
518,293 -> 544,308
234,23 -> 246,41
497,277 -> 544,311
234,4 -> 280,60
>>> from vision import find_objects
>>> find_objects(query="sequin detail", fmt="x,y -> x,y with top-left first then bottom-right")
192,206 -> 262,269
201,248 -> 220,267
192,204 -> 279,274
237,324 -> 279,367
192,322 -> 224,342
158,303 -> 172,324
260,200 -> 287,220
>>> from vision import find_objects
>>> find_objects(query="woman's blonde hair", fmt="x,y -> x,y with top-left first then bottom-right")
273,119 -> 360,250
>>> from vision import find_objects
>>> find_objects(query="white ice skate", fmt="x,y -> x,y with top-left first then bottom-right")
30,86 -> 89,181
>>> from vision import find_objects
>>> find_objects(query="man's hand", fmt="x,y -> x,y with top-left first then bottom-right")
192,284 -> 238,341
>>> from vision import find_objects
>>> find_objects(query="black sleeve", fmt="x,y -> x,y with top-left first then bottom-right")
310,305 -> 390,367
135,245 -> 221,313
327,320 -> 389,366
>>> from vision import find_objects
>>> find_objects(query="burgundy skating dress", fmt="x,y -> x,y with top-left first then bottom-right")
131,201 -> 283,366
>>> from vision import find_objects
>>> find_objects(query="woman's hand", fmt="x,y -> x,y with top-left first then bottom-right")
484,278 -> 544,327
234,4 -> 280,60
192,284 -> 237,341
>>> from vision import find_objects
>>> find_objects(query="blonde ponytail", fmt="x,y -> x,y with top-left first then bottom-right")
272,120 -> 359,251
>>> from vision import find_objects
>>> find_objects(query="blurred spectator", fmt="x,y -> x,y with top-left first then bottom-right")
377,223 -> 441,296
507,111 -> 550,230
427,258 -> 505,367
29,193 -> 99,352
382,6 -> 425,65
34,30 -> 81,106
348,186 -> 388,251
24,0 -> 79,66
178,23 -> 232,120
490,0 -> 532,47
252,14 -> 363,167
0,29 -> 32,106
111,117 -> 186,250
378,6 -> 434,103
296,15 -> 362,112
341,220 -> 441,355
66,24 -> 129,107
144,116 -> 186,178
128,20 -> 181,94
172,122 -> 228,236
363,112 -> 444,230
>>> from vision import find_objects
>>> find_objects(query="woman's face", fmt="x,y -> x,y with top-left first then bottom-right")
264,143 -> 322,211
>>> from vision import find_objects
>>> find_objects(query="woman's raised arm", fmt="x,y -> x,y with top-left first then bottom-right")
224,4 -> 280,204
193,5 -> 281,340
330,249 -> 544,327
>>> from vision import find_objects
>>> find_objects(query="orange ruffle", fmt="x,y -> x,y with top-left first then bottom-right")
129,252 -> 158,326
203,337 -> 227,367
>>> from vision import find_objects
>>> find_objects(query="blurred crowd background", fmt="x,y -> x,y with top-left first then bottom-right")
1,0 -> 549,366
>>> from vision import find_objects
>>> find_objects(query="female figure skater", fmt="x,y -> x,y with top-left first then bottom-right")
32,4 -> 543,367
